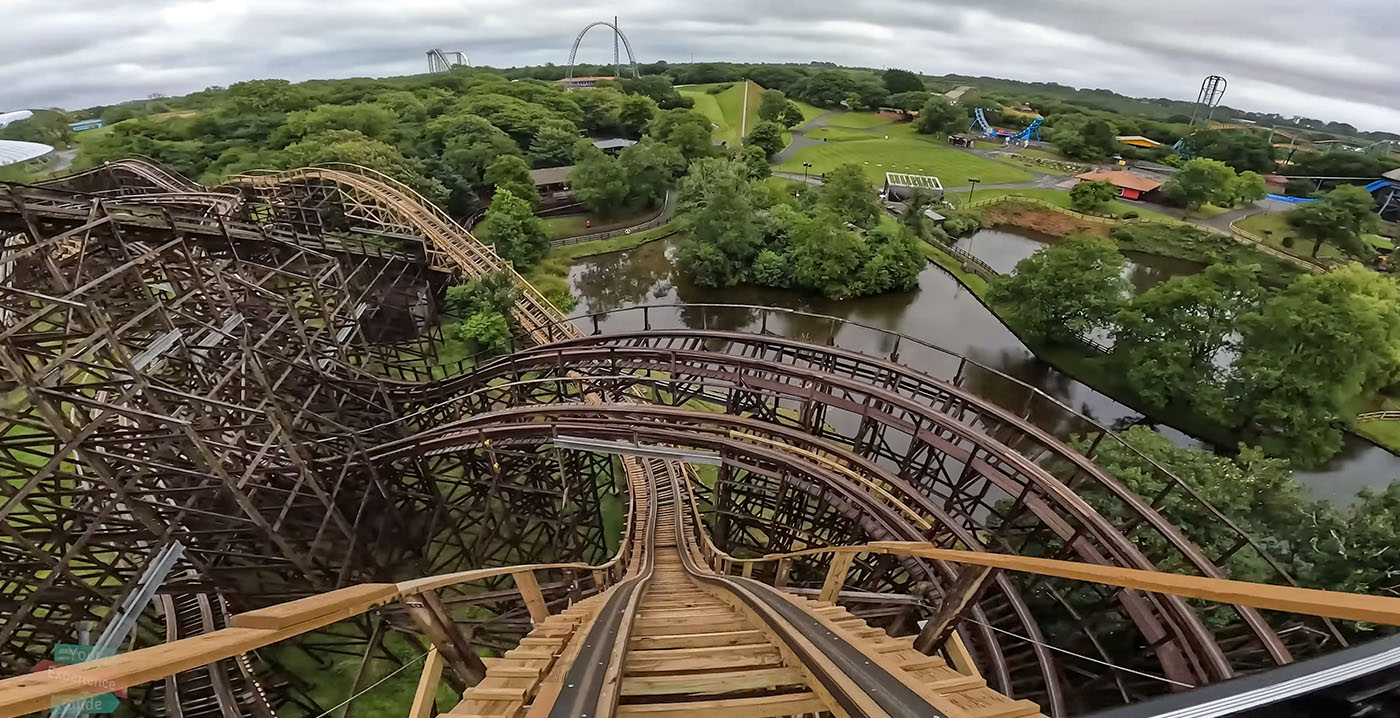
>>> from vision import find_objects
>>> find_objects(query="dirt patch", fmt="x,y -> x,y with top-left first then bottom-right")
981,203 -> 1110,239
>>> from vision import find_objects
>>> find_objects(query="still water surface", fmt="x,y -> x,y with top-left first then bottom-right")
565,229 -> 1398,502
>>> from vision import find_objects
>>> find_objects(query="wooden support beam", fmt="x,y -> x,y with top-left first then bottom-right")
945,632 -> 981,678
513,570 -> 549,626
399,592 -> 484,690
915,565 -> 996,654
819,553 -> 854,604
773,559 -> 790,589
408,649 -> 445,718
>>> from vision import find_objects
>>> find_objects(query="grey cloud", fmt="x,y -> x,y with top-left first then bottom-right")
1,0 -> 1396,131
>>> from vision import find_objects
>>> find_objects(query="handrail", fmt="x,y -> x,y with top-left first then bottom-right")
0,550 -> 642,718
706,542 -> 1400,627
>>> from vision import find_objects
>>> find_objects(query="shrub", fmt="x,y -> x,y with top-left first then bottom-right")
1122,210 -> 1139,219
457,311 -> 513,355
706,84 -> 733,95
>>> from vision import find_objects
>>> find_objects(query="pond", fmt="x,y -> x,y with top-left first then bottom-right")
565,232 -> 1399,503
952,227 -> 1205,292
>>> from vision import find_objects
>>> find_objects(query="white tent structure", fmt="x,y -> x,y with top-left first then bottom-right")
0,140 -> 54,167
0,110 -> 35,128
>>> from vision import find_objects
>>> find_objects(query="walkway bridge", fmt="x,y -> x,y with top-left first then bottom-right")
1,160 -> 1398,718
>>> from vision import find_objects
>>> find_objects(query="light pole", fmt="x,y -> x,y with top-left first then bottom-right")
966,177 -> 981,205
803,162 -> 813,184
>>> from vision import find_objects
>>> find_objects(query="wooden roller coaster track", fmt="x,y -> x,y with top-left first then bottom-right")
7,159 -> 1399,718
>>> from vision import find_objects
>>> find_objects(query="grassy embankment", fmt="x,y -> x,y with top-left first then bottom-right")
1236,211 -> 1393,261
678,81 -> 765,148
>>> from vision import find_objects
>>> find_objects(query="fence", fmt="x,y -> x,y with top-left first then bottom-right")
551,210 -> 670,247
1356,410 -> 1400,422
549,191 -> 673,247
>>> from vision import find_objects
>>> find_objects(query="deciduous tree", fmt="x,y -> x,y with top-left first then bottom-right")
675,158 -> 763,287
1114,264 -> 1262,409
1229,265 -> 1400,464
746,121 -> 786,158
1070,180 -> 1119,213
882,68 -> 925,95
483,154 -> 539,207
916,97 -> 964,135
1162,158 -> 1238,209
618,94 -> 659,138
817,164 -> 880,229
1288,184 -> 1379,257
477,188 -> 549,268
529,119 -> 580,168
987,234 -> 1130,343
569,148 -> 632,217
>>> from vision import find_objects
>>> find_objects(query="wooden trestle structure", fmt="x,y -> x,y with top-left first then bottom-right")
1,159 -> 1396,718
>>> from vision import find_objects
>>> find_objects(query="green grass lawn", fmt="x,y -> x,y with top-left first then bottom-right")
947,187 -> 1179,221
541,209 -> 657,239
822,111 -> 895,129
1354,419 -> 1400,455
679,81 -> 763,147
806,126 -> 888,142
1235,211 -> 1346,260
777,136 -> 1034,187
792,101 -> 827,125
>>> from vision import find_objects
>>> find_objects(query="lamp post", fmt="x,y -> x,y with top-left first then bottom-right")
803,162 -> 813,183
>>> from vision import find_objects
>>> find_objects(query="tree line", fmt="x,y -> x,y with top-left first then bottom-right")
988,233 -> 1400,466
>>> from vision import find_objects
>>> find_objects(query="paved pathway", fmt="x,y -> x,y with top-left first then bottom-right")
772,111 -> 834,165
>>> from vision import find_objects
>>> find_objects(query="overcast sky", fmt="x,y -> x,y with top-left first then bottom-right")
4,0 -> 1397,132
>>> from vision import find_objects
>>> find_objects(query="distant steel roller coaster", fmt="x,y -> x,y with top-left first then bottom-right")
567,18 -> 639,79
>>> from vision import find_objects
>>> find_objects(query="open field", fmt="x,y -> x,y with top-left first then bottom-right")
777,135 -> 1034,186
1236,211 -> 1347,260
948,187 -> 1178,220
822,111 -> 895,129
792,100 -> 826,124
679,81 -> 762,147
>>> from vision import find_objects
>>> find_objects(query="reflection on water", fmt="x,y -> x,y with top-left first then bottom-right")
952,227 -> 1204,293
566,233 -> 1399,502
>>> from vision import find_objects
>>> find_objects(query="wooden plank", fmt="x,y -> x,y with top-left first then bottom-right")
616,692 -> 827,717
630,630 -> 767,650
842,541 -> 1400,627
0,628 -> 290,717
631,616 -> 750,634
231,584 -> 398,630
621,667 -> 805,696
946,631 -> 981,678
513,570 -> 549,626
965,700 -> 1045,718
407,648 -> 444,718
819,553 -> 853,604
624,645 -> 782,673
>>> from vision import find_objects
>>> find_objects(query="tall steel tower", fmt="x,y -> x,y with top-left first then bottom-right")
1189,75 -> 1228,126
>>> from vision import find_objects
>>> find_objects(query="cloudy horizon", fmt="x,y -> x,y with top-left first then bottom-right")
4,0 -> 1398,133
